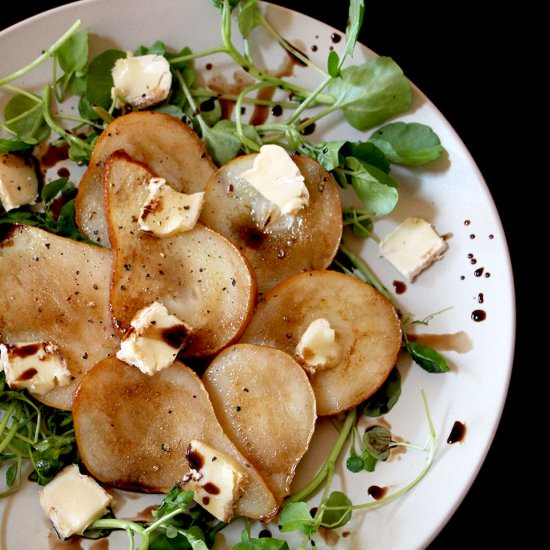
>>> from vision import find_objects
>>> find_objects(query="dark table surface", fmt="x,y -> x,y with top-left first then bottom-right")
2,2 -> 524,548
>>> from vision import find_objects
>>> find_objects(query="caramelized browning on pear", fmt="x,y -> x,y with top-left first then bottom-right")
104,151 -> 255,357
203,344 -> 316,503
0,225 -> 119,409
73,357 -> 278,521
200,154 -> 343,293
241,271 -> 402,416
75,111 -> 216,245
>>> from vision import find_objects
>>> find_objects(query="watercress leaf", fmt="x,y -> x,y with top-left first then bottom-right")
361,450 -> 377,472
69,73 -> 87,95
340,0 -> 365,68
346,157 -> 399,216
56,199 -> 83,239
320,491 -> 352,529
4,94 -> 50,144
363,425 -> 392,461
238,0 -> 262,38
346,455 -> 364,473
407,341 -> 450,373
154,486 -> 194,518
327,57 -> 412,130
198,97 -> 222,127
278,502 -> 315,536
0,138 -> 33,154
86,49 -> 126,108
134,40 -> 167,56
343,141 -> 390,173
368,121 -> 444,165
167,47 -> 195,81
327,50 -> 340,78
342,207 -> 373,238
232,529 -> 290,550
363,365 -> 401,417
56,29 -> 89,74
301,140 -> 346,171
180,525 -> 209,550
41,177 -> 72,207
202,119 -> 261,166
5,463 -> 17,487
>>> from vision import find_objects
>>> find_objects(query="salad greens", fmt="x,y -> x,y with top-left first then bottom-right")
0,0 -> 450,547
0,372 -> 78,496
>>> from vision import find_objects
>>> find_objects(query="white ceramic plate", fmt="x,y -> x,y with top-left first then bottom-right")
0,1 -> 515,549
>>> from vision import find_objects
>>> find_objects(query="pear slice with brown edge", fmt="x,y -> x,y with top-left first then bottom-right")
200,153 -> 343,294
75,111 -> 216,246
73,357 -> 279,521
103,150 -> 255,357
240,270 -> 402,416
0,225 -> 119,410
203,343 -> 316,504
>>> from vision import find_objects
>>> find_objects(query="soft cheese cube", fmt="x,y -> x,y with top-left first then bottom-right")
139,177 -> 204,237
180,440 -> 245,522
296,318 -> 340,372
242,144 -> 309,220
0,153 -> 38,211
379,217 -> 448,281
40,464 -> 112,539
116,302 -> 191,375
111,53 -> 172,109
0,341 -> 71,395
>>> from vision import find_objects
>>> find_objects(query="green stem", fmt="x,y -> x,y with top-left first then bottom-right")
235,82 -> 270,151
42,85 -> 93,151
192,88 -> 299,110
168,46 -> 228,65
287,408 -> 356,503
174,70 -> 208,136
2,83 -> 42,103
286,76 -> 332,126
0,20 -> 82,87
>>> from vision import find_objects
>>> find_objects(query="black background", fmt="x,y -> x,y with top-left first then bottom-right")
2,2 -> 524,548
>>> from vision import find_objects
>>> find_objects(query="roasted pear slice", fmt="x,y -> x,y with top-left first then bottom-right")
73,357 -> 278,521
200,154 -> 342,293
104,151 -> 255,357
75,111 -> 216,245
0,225 -> 119,409
240,271 -> 402,416
203,344 -> 316,504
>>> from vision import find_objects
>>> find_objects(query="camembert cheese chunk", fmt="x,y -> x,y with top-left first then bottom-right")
39,464 -> 112,539
0,153 -> 38,212
0,341 -> 71,395
242,144 -> 309,220
139,177 -> 204,237
180,440 -> 246,522
379,217 -> 448,281
296,318 -> 340,372
116,302 -> 191,375
111,53 -> 172,109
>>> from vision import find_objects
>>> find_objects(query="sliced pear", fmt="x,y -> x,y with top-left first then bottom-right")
104,151 -> 255,357
75,111 -> 216,245
0,225 -> 119,409
73,357 -> 279,521
200,154 -> 343,293
203,343 -> 316,504
240,270 -> 402,416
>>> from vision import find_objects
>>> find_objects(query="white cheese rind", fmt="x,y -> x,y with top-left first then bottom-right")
379,217 -> 448,281
0,341 -> 71,395
0,153 -> 38,211
242,144 -> 309,222
296,318 -> 340,372
111,53 -> 172,109
139,177 -> 204,237
39,464 -> 112,539
180,439 -> 245,522
116,301 -> 191,375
